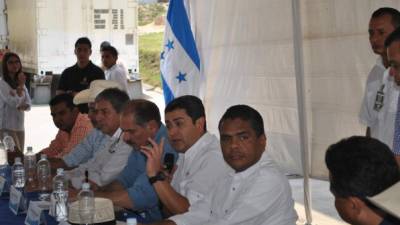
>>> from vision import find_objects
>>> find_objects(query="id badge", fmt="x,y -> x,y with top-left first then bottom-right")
374,84 -> 385,111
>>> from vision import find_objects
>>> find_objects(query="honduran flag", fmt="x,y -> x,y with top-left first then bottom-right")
160,0 -> 204,104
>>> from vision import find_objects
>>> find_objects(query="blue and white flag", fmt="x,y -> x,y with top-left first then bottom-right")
160,0 -> 203,104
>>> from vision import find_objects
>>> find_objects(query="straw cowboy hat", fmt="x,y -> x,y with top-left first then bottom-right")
73,80 -> 121,105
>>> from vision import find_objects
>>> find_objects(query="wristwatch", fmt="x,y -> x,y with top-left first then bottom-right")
148,172 -> 166,185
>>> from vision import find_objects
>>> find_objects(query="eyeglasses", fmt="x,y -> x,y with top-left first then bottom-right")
7,60 -> 20,65
108,132 -> 122,153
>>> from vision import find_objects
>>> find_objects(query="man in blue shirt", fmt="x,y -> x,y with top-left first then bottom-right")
95,99 -> 178,223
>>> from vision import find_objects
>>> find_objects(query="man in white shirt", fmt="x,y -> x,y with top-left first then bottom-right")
66,88 -> 131,189
386,27 -> 400,164
101,45 -> 130,96
142,104 -> 297,225
359,8 -> 400,137
141,95 -> 232,216
374,69 -> 400,148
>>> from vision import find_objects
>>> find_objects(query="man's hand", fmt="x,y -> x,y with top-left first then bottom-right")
140,138 -> 165,177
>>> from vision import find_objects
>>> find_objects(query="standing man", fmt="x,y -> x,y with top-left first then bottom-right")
142,105 -> 298,225
101,45 -> 129,95
359,8 -> 400,138
386,27 -> 400,164
57,37 -> 105,96
141,95 -> 232,216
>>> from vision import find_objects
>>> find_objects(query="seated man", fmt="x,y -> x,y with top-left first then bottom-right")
141,95 -> 232,216
41,94 -> 92,158
66,88 -> 131,188
49,80 -> 121,169
94,99 -> 178,223
326,136 -> 400,225
143,104 -> 298,225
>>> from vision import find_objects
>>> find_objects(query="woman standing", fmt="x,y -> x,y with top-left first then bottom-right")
0,52 -> 31,152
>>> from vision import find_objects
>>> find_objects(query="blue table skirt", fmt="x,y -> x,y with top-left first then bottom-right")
0,192 -> 58,225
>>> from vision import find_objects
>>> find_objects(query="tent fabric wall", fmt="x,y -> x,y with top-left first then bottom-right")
188,0 -> 400,178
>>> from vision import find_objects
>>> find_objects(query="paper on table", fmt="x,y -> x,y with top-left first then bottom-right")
68,197 -> 115,224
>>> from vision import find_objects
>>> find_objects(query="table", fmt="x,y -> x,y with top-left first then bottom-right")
0,165 -> 143,225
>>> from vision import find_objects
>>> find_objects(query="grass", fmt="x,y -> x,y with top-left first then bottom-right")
139,32 -> 164,87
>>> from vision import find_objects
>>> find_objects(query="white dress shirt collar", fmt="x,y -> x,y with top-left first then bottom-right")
182,132 -> 213,165
229,151 -> 268,179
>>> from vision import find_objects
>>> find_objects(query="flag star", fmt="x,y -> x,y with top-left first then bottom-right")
166,39 -> 174,51
176,72 -> 187,83
160,51 -> 165,60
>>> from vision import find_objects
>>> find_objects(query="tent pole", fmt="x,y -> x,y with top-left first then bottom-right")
291,0 -> 312,224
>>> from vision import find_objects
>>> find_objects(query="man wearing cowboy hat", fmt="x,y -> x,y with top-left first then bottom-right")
49,80 -> 124,169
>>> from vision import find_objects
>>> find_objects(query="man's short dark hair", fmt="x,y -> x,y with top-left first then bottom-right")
75,37 -> 92,48
385,26 -> 400,47
122,99 -> 161,127
49,93 -> 75,110
218,105 -> 265,137
101,45 -> 118,57
165,95 -> 206,130
372,7 -> 400,28
95,88 -> 129,113
326,136 -> 400,198
100,41 -> 111,51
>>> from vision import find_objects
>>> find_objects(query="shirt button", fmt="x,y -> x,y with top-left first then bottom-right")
186,172 -> 190,176
232,187 -> 236,191
225,209 -> 228,214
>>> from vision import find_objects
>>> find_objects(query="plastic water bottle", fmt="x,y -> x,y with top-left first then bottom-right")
11,157 -> 27,212
52,168 -> 68,221
3,133 -> 17,165
37,154 -> 51,201
0,140 -> 7,167
127,218 -> 137,225
0,140 -> 9,192
3,133 -> 15,152
24,146 -> 36,189
12,157 -> 25,190
78,182 -> 95,224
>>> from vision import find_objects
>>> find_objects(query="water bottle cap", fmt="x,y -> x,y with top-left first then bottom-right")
82,182 -> 90,190
127,218 -> 137,225
56,168 -> 64,174
40,154 -> 47,160
14,157 -> 21,163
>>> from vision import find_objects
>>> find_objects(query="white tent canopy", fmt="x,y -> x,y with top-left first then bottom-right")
181,1 -> 400,223
188,0 -> 400,178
